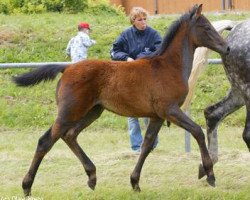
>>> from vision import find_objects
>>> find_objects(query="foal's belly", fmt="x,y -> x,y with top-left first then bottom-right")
101,99 -> 156,118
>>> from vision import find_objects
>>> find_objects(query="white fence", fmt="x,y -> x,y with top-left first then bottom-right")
0,59 -> 221,69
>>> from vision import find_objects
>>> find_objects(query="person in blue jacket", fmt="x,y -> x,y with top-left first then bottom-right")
110,7 -> 162,152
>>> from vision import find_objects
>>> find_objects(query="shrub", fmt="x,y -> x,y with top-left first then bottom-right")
63,0 -> 88,13
42,0 -> 63,12
0,0 -> 12,14
8,0 -> 46,14
0,0 -> 125,14
88,0 -> 125,16
10,0 -> 24,8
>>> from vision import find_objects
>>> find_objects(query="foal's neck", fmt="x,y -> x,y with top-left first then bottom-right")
163,23 -> 195,83
181,37 -> 195,82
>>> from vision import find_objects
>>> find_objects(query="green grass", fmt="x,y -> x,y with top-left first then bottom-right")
0,11 -> 250,199
0,126 -> 249,199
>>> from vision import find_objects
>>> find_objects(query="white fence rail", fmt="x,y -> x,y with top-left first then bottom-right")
0,59 -> 222,69
0,62 -> 71,69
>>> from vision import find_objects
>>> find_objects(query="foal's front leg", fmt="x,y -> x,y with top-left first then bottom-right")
167,105 -> 215,186
130,118 -> 163,191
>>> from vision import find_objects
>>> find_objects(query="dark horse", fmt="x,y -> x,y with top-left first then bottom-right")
13,5 -> 229,196
199,20 -> 250,178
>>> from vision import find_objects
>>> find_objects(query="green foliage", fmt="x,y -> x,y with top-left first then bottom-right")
87,0 -> 125,16
0,0 -> 124,14
42,0 -> 64,12
10,0 -> 24,8
63,0 -> 88,13
20,0 -> 46,14
0,0 -> 12,14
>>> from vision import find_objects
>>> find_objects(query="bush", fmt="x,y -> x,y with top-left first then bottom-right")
10,0 -> 24,8
0,0 -> 12,14
42,0 -> 63,12
0,0 -> 125,15
88,0 -> 125,16
63,0 -> 88,13
20,0 -> 46,14
0,0 -> 105,14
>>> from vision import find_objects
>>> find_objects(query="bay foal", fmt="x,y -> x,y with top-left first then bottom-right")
13,5 -> 229,196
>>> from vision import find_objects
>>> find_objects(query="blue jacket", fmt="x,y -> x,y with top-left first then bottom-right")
110,26 -> 162,61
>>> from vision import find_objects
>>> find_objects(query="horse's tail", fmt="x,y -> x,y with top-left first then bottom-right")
12,64 -> 68,87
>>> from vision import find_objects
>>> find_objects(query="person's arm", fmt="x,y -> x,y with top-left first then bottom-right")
66,38 -> 73,56
82,35 -> 96,47
110,35 -> 130,61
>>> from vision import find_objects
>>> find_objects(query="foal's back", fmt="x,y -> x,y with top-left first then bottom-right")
60,58 -> 186,117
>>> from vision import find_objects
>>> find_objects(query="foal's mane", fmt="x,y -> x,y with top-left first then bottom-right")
148,6 -> 198,58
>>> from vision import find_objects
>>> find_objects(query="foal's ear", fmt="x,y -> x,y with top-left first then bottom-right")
195,4 -> 203,19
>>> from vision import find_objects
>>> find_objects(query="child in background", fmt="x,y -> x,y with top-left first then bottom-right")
66,22 -> 96,62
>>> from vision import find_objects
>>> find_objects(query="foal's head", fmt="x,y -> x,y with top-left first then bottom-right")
188,4 -> 230,55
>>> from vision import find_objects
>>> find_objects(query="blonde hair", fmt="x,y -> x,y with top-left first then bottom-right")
129,7 -> 149,24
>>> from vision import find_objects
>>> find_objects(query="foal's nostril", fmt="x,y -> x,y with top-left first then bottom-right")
226,46 -> 230,54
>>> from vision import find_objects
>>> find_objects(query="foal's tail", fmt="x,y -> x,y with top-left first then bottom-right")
13,64 -> 68,87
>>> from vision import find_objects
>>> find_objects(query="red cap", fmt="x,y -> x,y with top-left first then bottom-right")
78,22 -> 90,30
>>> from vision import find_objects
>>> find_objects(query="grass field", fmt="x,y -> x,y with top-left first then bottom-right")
0,9 -> 250,199
0,125 -> 250,199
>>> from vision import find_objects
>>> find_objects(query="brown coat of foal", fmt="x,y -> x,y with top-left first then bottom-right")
13,4 -> 229,196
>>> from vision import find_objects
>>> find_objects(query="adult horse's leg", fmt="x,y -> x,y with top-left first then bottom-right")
61,105 -> 104,190
243,102 -> 250,151
22,125 -> 65,196
167,105 -> 215,186
198,89 -> 244,179
130,118 -> 164,191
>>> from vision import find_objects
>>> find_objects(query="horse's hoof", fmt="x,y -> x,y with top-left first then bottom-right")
206,175 -> 216,187
198,164 -> 206,179
130,176 -> 141,192
23,188 -> 31,197
87,178 -> 96,190
132,184 -> 141,192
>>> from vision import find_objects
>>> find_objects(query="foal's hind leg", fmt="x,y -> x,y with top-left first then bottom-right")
130,118 -> 163,192
167,105 -> 215,186
22,126 -> 62,196
22,92 -> 99,195
198,89 -> 244,179
61,105 -> 104,190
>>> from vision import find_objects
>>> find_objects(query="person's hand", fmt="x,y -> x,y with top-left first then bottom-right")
127,57 -> 134,62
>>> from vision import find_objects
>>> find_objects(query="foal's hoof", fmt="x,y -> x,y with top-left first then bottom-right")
130,177 -> 141,192
198,164 -> 206,179
87,177 -> 96,190
132,184 -> 141,192
206,175 -> 216,187
23,188 -> 31,197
